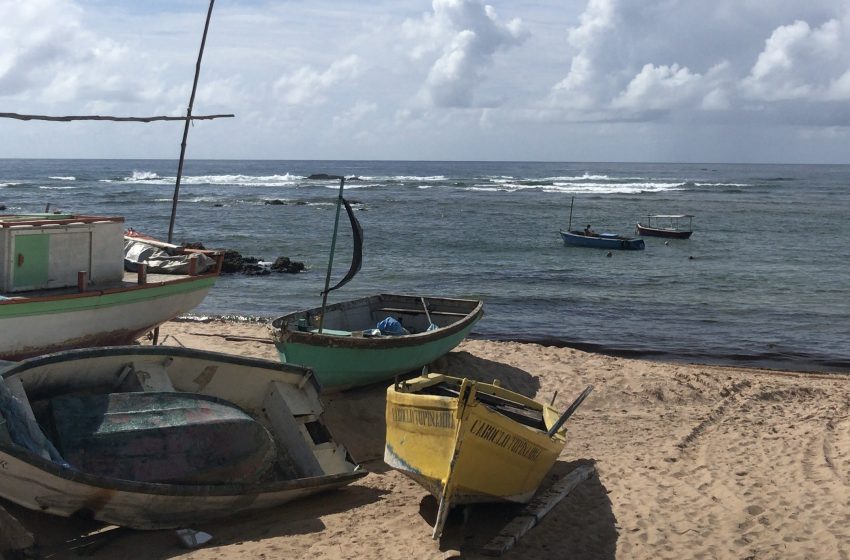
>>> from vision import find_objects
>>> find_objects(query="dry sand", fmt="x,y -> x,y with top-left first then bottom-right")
5,318 -> 850,559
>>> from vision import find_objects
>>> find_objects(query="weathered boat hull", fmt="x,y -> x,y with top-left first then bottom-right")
0,346 -> 365,529
635,224 -> 693,239
0,274 -> 216,360
559,230 -> 645,250
384,374 -> 567,537
272,294 -> 484,391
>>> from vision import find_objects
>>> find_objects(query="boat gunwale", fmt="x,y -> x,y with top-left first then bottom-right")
0,271 -> 219,307
559,229 -> 645,250
391,374 -> 547,414
272,295 -> 484,350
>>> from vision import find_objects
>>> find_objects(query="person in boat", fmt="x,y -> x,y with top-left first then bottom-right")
584,224 -> 596,236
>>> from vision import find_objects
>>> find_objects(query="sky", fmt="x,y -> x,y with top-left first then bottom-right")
1,0 -> 849,163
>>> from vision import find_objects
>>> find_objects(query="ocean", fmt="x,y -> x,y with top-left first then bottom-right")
2,159 -> 848,373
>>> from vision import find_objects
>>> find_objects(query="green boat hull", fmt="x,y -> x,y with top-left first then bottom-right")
276,321 -> 477,391
272,294 -> 484,391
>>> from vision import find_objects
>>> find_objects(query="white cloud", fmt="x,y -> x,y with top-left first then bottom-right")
0,0 -> 162,109
1,0 -> 849,163
404,0 -> 528,108
612,63 -> 702,111
547,0 -> 850,125
332,100 -> 378,131
741,18 -> 850,101
273,55 -> 361,106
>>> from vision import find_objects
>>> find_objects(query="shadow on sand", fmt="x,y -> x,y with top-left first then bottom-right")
423,459 -> 617,559
5,483 -> 388,559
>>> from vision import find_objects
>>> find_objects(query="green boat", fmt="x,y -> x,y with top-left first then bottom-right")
271,294 -> 484,391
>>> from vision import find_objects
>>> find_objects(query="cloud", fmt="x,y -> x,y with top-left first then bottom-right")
546,0 -> 850,125
741,18 -> 849,101
273,55 -> 361,106
403,0 -> 528,108
0,0 -> 162,108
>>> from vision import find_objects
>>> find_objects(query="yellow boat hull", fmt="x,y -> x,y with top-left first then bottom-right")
384,374 -> 567,535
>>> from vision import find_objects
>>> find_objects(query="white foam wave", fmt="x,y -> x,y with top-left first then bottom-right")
362,175 -> 446,182
128,171 -> 161,181
124,172 -> 304,187
693,182 -> 752,187
468,181 -> 686,194
0,182 -> 21,188
48,176 -> 76,181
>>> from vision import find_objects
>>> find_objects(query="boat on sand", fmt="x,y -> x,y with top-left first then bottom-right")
384,372 -> 592,538
0,214 -> 222,360
0,345 -> 365,529
272,294 -> 484,391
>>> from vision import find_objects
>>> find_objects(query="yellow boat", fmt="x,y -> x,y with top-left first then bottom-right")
384,373 -> 592,538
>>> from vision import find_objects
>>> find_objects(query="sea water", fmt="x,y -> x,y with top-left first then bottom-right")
2,159 -> 848,372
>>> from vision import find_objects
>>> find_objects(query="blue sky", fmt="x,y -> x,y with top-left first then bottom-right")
1,0 -> 849,163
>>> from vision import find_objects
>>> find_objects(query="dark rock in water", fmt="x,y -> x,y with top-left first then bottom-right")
271,257 -> 305,274
181,241 -> 207,250
242,263 -> 271,276
221,249 -> 302,276
307,173 -> 338,180
264,199 -> 286,205
213,203 -> 223,207
347,176 -> 362,181
0,204 -> 6,211
221,250 -> 248,273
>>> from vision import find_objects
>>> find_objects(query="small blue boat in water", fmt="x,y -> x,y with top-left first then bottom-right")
559,229 -> 645,250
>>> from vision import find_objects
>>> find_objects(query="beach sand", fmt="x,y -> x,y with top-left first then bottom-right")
4,318 -> 850,559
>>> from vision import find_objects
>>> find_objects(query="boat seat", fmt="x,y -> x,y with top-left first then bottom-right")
132,361 -> 175,392
263,381 -> 324,479
377,307 -> 468,317
308,328 -> 351,337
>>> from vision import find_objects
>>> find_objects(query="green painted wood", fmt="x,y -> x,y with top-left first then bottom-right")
275,322 -> 477,390
0,276 -> 216,319
12,234 -> 49,290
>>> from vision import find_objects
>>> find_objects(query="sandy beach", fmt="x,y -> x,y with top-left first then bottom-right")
4,318 -> 850,560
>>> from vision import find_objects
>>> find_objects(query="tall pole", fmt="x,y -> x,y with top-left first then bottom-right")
318,177 -> 346,333
568,196 -> 574,231
167,0 -> 216,243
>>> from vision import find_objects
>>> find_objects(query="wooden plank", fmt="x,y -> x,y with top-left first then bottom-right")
377,307 -> 467,317
133,361 -> 175,392
481,464 -> 595,557
263,381 -> 324,478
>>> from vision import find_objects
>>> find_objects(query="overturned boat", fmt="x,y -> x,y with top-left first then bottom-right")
0,346 -> 365,529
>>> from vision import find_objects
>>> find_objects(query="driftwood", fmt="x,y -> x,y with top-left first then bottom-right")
0,112 -> 233,123
481,464 -> 596,556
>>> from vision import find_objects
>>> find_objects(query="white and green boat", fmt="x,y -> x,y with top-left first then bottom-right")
271,294 -> 484,392
0,214 -> 221,360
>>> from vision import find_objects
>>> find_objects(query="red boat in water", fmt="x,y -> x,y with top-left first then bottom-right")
635,214 -> 694,239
